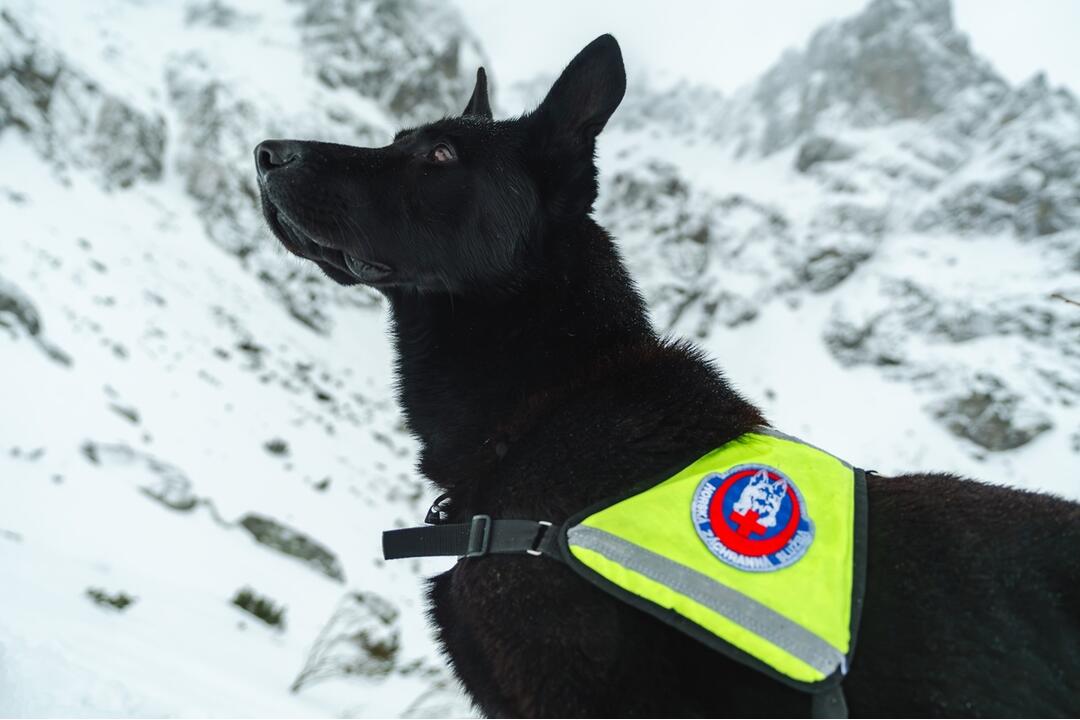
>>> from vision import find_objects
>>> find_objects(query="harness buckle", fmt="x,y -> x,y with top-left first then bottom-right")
425,492 -> 453,525
465,514 -> 492,557
527,520 -> 553,556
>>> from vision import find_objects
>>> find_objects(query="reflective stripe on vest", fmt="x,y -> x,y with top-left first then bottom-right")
564,429 -> 861,686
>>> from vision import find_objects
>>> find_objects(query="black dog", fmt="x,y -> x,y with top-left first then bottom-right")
255,35 -> 1080,717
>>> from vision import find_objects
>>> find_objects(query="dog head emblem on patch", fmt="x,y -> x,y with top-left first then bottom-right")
691,464 -> 814,572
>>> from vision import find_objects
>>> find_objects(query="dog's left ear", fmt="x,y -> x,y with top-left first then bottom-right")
536,34 -> 625,145
531,34 -> 626,218
463,67 -> 493,119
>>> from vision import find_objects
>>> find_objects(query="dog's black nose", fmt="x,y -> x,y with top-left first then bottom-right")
255,140 -> 302,176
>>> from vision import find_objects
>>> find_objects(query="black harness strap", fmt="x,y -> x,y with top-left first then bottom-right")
383,515 -> 562,560
811,684 -> 849,718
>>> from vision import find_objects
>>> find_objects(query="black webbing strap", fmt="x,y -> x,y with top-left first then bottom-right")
383,515 -> 562,561
811,684 -> 848,718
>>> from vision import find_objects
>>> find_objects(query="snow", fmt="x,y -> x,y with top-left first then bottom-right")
0,133 -> 465,715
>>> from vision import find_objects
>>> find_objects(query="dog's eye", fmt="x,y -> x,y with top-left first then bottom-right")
428,143 -> 456,163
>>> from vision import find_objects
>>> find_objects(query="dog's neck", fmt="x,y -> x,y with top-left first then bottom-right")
385,218 -> 655,491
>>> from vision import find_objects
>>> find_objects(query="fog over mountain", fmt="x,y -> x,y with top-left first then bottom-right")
1,0 -> 1077,715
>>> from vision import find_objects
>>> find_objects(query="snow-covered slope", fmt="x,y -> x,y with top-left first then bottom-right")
0,0 -> 1077,716
1,0 -> 479,715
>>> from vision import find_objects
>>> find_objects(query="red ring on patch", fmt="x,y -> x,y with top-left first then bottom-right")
707,468 -> 801,557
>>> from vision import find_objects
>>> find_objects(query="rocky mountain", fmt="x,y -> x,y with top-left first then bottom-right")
0,0 -> 1077,716
594,0 -> 1079,464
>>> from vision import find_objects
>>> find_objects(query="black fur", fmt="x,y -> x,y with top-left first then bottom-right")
255,35 -> 1080,717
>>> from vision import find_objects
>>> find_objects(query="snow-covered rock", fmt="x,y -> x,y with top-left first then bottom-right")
0,273 -> 71,365
294,0 -> 488,124
239,514 -> 345,582
0,10 -> 166,189
930,373 -> 1053,451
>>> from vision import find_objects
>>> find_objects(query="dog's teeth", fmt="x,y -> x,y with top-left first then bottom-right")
345,254 -> 391,279
344,254 -> 368,276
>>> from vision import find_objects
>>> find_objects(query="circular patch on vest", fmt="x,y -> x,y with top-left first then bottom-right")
691,464 -> 814,572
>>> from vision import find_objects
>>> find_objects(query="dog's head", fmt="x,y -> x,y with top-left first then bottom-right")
255,35 -> 625,292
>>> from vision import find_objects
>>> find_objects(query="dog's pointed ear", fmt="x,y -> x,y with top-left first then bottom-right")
536,34 -> 625,147
463,67 -> 492,119
530,35 -> 625,219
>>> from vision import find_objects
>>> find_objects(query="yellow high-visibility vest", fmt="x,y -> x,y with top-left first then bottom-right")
561,428 -> 867,692
382,426 -> 867,714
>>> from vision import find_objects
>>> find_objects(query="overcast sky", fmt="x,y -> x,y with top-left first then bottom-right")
455,0 -> 1080,99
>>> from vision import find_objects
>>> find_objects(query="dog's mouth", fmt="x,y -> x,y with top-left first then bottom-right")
263,200 -> 393,286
